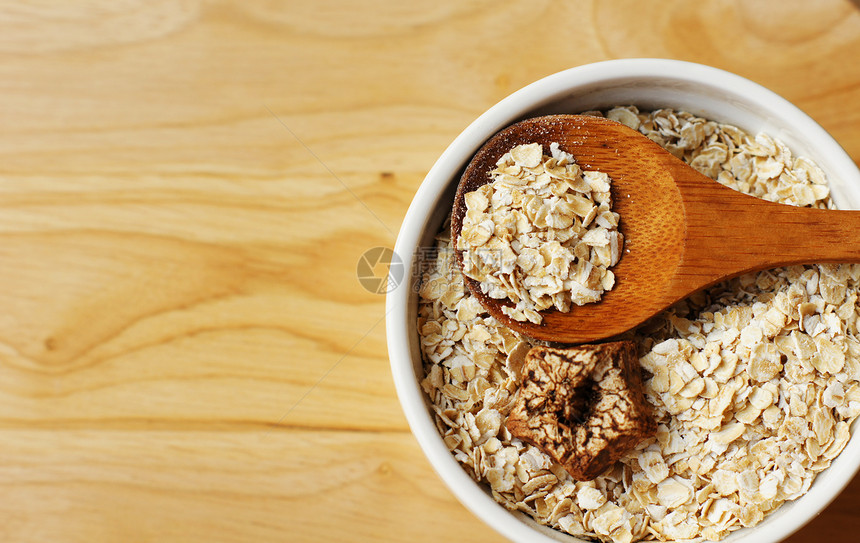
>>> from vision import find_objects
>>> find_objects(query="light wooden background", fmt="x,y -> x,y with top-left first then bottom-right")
0,1 -> 859,542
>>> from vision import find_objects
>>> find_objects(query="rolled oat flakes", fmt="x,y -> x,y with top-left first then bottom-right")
457,142 -> 623,324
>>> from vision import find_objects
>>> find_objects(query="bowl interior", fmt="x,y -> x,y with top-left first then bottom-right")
392,60 -> 860,543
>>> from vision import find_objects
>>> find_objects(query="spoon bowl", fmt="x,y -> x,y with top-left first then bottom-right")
451,114 -> 860,344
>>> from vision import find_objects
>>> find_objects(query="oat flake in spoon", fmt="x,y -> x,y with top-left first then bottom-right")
456,142 -> 624,324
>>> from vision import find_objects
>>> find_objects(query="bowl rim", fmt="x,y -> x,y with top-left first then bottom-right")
387,58 -> 860,543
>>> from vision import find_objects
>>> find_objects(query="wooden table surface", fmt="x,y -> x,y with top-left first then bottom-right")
1,1 -> 859,542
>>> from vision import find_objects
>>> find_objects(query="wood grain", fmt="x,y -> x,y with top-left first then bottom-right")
0,1 -> 858,541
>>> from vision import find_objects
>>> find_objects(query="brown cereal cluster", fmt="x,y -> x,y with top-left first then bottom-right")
506,342 -> 657,481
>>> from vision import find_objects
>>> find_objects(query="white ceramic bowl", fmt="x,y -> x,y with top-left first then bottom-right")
387,59 -> 860,543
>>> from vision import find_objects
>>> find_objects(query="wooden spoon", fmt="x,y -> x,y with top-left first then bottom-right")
451,114 -> 860,344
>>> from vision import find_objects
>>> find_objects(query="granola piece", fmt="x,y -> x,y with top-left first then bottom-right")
506,341 -> 656,480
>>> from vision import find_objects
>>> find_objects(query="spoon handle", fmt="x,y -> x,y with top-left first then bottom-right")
675,177 -> 860,295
